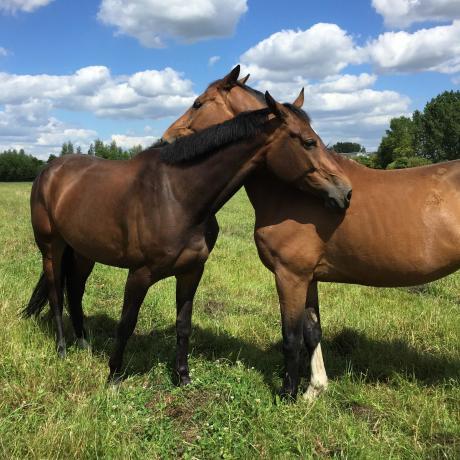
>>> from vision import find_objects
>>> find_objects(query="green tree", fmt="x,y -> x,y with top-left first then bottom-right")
47,154 -> 58,163
128,144 -> 143,158
332,142 -> 365,154
0,149 -> 44,181
376,116 -> 415,168
414,91 -> 460,162
60,141 -> 74,156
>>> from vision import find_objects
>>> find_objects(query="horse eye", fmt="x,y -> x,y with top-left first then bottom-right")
193,100 -> 202,109
304,139 -> 317,149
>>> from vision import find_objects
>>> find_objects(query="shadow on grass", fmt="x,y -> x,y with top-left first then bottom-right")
35,313 -> 459,392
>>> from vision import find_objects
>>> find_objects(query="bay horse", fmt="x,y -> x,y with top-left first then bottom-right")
24,91 -> 352,385
162,66 -> 460,399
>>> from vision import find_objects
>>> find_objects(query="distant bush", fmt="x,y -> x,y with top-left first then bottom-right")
0,150 -> 44,181
387,157 -> 432,169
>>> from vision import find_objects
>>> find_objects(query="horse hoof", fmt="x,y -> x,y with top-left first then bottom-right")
76,338 -> 91,350
179,375 -> 191,387
57,345 -> 66,359
279,388 -> 297,403
302,383 -> 327,401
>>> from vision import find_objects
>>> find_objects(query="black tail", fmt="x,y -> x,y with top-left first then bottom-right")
22,246 -> 73,318
22,272 -> 48,317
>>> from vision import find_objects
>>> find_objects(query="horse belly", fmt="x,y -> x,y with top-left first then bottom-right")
315,207 -> 460,287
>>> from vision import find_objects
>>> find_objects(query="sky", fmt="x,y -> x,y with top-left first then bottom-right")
0,0 -> 459,159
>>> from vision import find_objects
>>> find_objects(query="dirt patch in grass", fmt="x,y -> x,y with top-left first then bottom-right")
349,402 -> 381,434
146,389 -> 217,445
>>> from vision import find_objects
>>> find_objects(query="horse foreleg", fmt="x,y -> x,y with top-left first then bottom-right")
302,280 -> 328,400
175,265 -> 205,386
66,252 -> 95,350
108,267 -> 153,382
275,266 -> 311,400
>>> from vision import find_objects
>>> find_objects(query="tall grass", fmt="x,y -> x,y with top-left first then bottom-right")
0,182 -> 458,458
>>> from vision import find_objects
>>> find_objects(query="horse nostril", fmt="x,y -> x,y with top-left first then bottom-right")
346,189 -> 353,202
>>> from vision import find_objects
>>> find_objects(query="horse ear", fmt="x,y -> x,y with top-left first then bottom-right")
293,88 -> 304,108
221,65 -> 240,89
265,91 -> 286,120
238,74 -> 250,85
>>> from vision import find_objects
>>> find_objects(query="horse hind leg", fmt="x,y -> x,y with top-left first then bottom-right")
302,280 -> 328,400
66,252 -> 95,350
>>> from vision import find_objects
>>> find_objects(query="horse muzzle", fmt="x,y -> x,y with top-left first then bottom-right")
325,187 -> 352,211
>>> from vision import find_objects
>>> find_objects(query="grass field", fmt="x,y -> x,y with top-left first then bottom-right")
0,182 -> 459,459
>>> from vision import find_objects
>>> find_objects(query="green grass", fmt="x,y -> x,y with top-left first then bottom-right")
0,182 -> 459,459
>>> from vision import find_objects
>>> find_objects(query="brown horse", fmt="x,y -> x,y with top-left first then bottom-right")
163,66 -> 460,399
24,90 -> 352,387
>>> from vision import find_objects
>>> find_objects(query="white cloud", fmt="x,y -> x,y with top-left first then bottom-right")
98,0 -> 248,48
0,100 -> 96,158
316,73 -> 377,93
237,23 -> 412,149
240,24 -> 364,81
0,0 -> 54,13
249,74 -> 410,151
366,20 -> 460,74
0,65 -> 196,118
0,65 -> 196,157
108,134 -> 158,149
0,47 -> 8,56
208,55 -> 221,66
372,0 -> 460,28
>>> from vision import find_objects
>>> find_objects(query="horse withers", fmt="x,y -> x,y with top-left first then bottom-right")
24,92 -> 351,390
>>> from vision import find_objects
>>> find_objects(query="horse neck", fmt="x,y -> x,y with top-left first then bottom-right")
162,132 -> 271,222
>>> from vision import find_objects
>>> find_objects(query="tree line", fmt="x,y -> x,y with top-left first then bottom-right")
0,139 -> 145,181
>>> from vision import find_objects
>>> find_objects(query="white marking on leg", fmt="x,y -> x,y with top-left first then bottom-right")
303,343 -> 328,401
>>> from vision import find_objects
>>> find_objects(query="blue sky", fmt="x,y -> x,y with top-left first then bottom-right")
0,0 -> 459,158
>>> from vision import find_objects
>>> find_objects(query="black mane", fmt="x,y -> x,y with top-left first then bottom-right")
159,108 -> 271,164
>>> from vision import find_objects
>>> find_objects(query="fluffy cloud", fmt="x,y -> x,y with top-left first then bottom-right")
247,73 -> 410,150
208,55 -> 221,66
108,134 -> 158,149
98,0 -> 248,47
0,0 -> 53,13
240,24 -> 364,81
372,0 -> 460,28
0,100 -> 97,157
366,20 -> 460,74
0,65 -> 196,157
237,23 -> 411,149
0,65 -> 195,118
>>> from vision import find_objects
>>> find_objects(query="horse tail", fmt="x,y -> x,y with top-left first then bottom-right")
22,246 -> 73,318
22,272 -> 48,317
